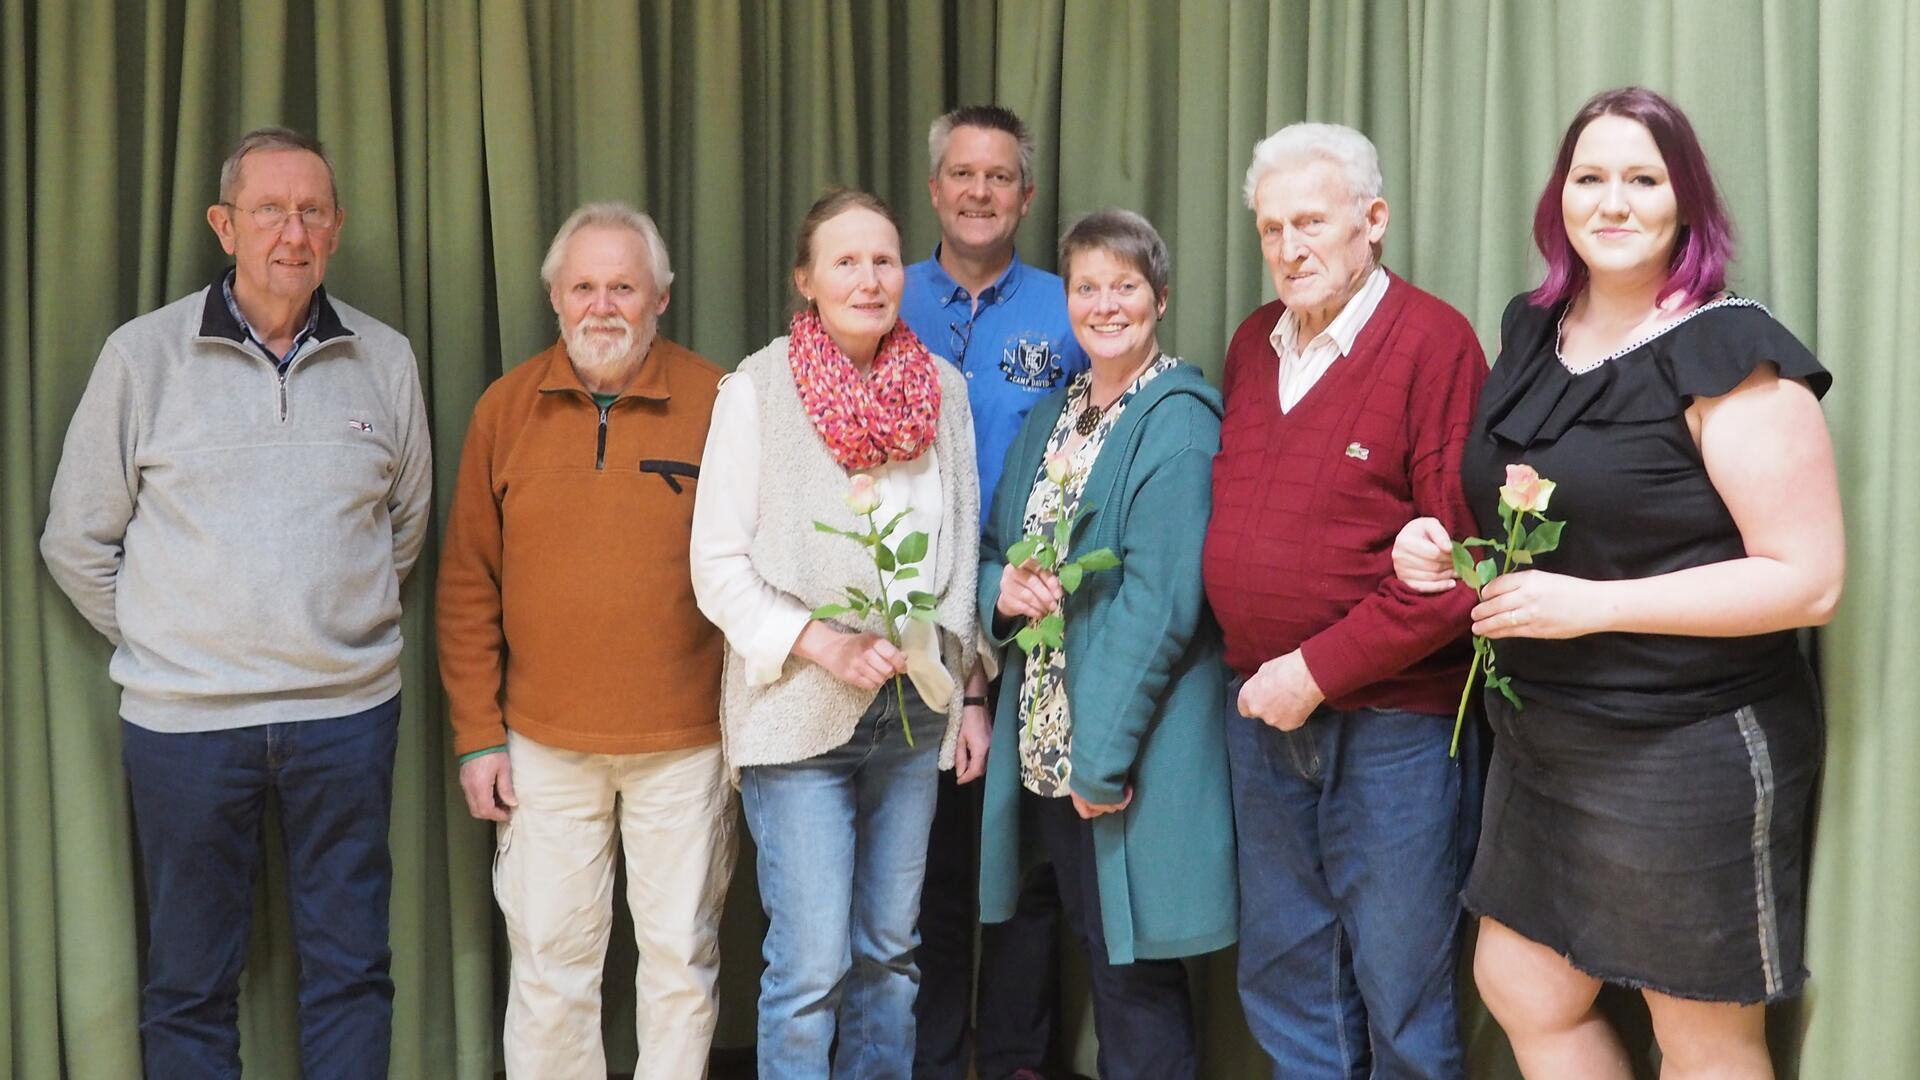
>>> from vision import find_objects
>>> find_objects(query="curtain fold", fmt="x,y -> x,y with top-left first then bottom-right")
1799,1 -> 1920,1076
3,2 -> 1912,1076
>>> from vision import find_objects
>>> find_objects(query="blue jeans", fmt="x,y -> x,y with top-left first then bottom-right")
1225,688 -> 1471,1080
120,695 -> 400,1080
741,689 -> 943,1079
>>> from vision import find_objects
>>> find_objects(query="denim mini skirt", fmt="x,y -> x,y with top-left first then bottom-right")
1463,674 -> 1823,1003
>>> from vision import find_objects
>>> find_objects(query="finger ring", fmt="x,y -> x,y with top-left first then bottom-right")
1508,611 -> 1518,628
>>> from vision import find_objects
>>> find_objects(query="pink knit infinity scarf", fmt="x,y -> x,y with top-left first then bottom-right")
788,308 -> 942,471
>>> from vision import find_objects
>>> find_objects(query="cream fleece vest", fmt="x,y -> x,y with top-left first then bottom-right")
720,337 -> 980,770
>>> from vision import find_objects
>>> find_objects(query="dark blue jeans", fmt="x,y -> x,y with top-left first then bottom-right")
120,695 -> 400,1080
1225,689 -> 1473,1080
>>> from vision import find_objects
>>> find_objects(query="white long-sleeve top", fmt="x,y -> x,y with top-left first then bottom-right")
690,373 -> 979,707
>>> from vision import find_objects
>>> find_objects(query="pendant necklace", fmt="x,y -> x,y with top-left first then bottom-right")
1074,351 -> 1160,437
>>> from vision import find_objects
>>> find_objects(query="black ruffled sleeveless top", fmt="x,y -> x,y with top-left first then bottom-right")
1459,293 -> 1831,724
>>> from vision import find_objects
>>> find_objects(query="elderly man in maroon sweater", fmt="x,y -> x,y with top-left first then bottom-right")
1202,122 -> 1485,1079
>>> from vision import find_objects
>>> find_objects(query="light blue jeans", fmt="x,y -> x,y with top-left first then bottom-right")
740,687 -> 943,1079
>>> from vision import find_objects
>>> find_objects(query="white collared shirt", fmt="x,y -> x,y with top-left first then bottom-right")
1270,266 -> 1389,412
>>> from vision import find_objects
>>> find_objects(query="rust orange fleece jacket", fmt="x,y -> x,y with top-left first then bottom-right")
437,337 -> 724,757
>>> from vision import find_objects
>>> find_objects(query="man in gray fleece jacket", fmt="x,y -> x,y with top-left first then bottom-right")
39,127 -> 430,1080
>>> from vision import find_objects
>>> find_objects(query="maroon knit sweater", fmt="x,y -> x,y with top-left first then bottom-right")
1202,272 -> 1485,715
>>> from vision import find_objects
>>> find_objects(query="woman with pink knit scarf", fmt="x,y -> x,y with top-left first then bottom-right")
690,188 -> 993,1078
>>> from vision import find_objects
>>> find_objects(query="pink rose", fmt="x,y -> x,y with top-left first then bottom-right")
845,473 -> 880,515
1044,451 -> 1072,486
1499,463 -> 1556,515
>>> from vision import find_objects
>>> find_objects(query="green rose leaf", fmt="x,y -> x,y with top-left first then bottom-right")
1450,543 -> 1479,589
1075,548 -> 1120,571
878,509 -> 910,539
1057,563 -> 1085,593
1034,541 -> 1061,570
889,599 -> 907,622
1006,537 -> 1039,566
1525,519 -> 1565,555
1495,676 -> 1524,710
874,544 -> 897,572
892,567 -> 920,581
1015,625 -> 1044,653
1474,557 -> 1498,588
811,603 -> 852,619
1038,611 -> 1065,649
896,531 -> 929,565
908,591 -> 938,608
907,607 -> 938,623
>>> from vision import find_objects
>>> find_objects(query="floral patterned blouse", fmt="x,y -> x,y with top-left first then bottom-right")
1017,353 -> 1179,797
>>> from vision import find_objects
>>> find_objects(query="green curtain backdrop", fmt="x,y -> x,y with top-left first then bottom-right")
2,1 -> 1912,1076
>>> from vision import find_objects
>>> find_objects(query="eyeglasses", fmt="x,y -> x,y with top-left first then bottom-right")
948,320 -> 975,363
222,202 -> 339,232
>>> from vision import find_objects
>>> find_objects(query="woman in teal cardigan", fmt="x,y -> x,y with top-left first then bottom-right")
976,209 -> 1236,1079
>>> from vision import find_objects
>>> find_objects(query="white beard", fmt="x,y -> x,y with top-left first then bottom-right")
564,315 -> 646,377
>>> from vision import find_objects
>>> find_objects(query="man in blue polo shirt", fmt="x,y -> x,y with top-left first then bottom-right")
903,103 -> 1087,1080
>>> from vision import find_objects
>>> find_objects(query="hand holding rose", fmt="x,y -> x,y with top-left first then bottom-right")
794,623 -> 907,691
1439,463 -> 1570,754
1471,570 -> 1603,640
809,473 -> 941,744
997,561 -> 1063,621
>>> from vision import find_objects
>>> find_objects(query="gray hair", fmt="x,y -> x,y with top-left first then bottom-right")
1242,122 -> 1384,210
1058,209 -> 1172,301
540,202 -> 675,291
219,126 -> 338,206
927,104 -> 1036,192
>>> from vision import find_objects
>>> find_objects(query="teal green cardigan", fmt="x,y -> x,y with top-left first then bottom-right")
977,362 -> 1238,965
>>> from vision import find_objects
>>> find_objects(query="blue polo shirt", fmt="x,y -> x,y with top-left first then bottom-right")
901,247 -> 1088,525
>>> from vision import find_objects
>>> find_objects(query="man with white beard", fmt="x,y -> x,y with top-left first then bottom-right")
436,203 -> 735,1079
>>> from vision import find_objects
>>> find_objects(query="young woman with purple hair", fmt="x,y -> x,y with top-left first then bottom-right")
1390,86 -> 1843,1078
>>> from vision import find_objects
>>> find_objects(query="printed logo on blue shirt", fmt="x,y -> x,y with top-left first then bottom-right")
999,337 -> 1066,389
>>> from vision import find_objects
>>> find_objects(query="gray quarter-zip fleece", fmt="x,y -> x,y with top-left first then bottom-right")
40,278 -> 432,731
